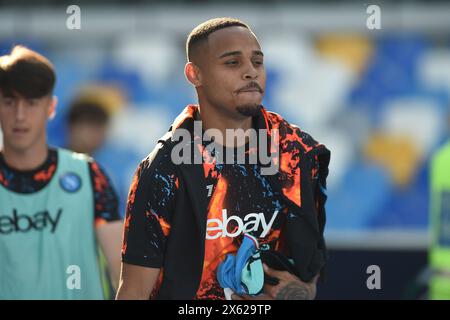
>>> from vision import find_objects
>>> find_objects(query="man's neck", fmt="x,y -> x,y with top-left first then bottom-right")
1,142 -> 49,171
197,104 -> 253,148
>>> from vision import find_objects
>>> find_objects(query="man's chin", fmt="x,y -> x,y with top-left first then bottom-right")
236,104 -> 262,117
5,139 -> 34,153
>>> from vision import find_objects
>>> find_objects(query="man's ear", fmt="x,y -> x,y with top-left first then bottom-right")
185,62 -> 202,87
48,95 -> 57,120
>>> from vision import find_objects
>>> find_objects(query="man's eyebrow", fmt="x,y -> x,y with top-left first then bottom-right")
218,50 -> 264,59
218,51 -> 242,59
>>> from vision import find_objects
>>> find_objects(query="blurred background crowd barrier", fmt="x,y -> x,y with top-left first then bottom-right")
1,0 -> 450,299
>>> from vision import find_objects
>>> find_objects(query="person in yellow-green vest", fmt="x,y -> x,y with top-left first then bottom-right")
429,115 -> 450,300
0,45 -> 123,299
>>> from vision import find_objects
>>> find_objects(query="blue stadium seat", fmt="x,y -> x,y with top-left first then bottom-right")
370,161 -> 430,229
326,163 -> 393,231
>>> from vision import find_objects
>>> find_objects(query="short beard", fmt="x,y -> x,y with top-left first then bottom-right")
236,104 -> 262,117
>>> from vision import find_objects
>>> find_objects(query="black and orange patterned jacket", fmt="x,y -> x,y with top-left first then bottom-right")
139,105 -> 330,299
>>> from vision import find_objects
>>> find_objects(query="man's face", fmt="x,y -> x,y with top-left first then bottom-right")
68,120 -> 108,155
0,93 -> 54,152
195,26 -> 266,119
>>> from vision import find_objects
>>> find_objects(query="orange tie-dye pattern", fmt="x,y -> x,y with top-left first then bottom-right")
196,177 -> 239,299
33,164 -> 56,182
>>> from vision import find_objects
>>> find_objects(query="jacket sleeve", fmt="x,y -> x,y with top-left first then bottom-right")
285,143 -> 331,282
121,145 -> 179,268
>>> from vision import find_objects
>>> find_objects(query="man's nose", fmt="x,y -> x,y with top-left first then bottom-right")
15,101 -> 26,121
242,61 -> 259,80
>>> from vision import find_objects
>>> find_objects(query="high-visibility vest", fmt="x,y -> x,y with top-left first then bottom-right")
430,140 -> 450,300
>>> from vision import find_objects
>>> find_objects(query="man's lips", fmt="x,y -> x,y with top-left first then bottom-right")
12,128 -> 29,134
237,88 -> 263,95
239,89 -> 261,93
236,82 -> 264,94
